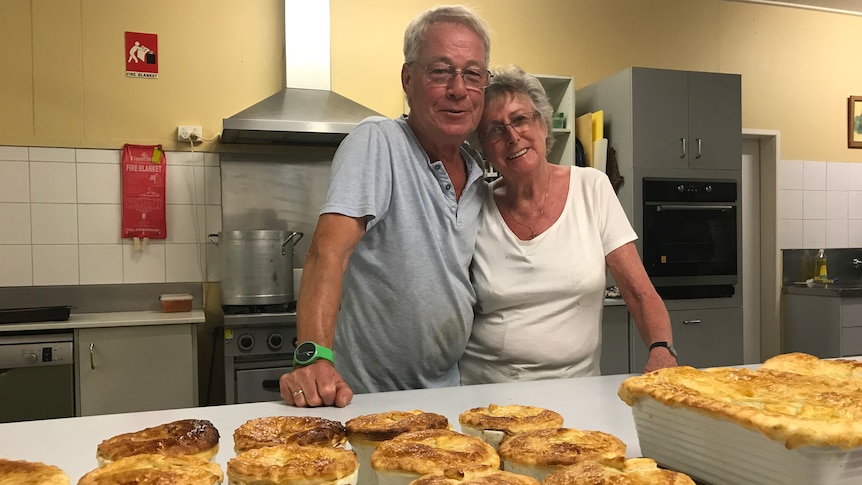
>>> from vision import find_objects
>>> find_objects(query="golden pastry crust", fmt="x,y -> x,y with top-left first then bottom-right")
371,429 -> 499,476
227,444 -> 358,485
78,454 -> 223,485
543,457 -> 695,485
345,410 -> 450,442
458,404 -> 563,435
96,419 -> 220,464
497,428 -> 626,468
760,352 -> 862,383
0,458 -> 70,485
233,416 -> 347,452
617,354 -> 862,449
409,467 -> 540,484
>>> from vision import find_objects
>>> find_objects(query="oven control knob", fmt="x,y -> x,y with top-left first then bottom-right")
237,334 -> 255,352
23,352 -> 38,365
677,184 -> 685,193
705,185 -> 713,193
267,333 -> 284,351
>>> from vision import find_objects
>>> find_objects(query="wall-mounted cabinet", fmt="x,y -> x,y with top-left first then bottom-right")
536,74 -> 575,167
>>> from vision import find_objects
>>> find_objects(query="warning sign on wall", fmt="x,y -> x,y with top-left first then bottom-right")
125,31 -> 158,79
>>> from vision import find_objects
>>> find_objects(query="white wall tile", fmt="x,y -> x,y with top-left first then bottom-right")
123,242 -> 166,283
802,190 -> 826,220
206,205 -> 222,238
802,161 -> 827,190
848,163 -> 862,191
0,161 -> 30,202
78,204 -> 122,244
166,165 -> 204,205
825,191 -> 848,220
850,192 -> 862,219
0,146 -> 29,161
0,245 -> 32,286
825,220 -> 848,249
31,204 -> 78,244
30,162 -> 77,203
779,160 -> 804,190
79,245 -> 123,284
849,220 -> 862,247
204,152 -> 220,166
826,162 -> 849,191
0,203 -> 31,244
32,245 -> 79,285
165,243 -> 203,282
205,166 -> 221,204
778,219 -> 803,249
167,150 -> 205,166
29,147 -> 75,163
778,189 -> 803,219
802,219 -> 826,249
76,148 -> 120,164
77,163 -> 121,203
165,205 -> 199,243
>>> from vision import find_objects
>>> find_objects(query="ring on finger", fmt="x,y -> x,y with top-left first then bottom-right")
293,389 -> 304,397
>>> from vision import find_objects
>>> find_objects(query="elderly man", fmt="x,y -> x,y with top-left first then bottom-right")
280,5 -> 491,407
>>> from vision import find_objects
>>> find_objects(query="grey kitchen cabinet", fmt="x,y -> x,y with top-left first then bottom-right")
631,306 -> 744,370
784,294 -> 862,358
600,304 -> 630,375
536,74 -> 575,167
75,324 -> 198,416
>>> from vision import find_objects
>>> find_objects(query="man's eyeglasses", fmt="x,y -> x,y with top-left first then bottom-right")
409,62 -> 491,90
480,111 -> 541,141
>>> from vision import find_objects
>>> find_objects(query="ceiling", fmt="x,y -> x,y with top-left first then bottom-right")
729,0 -> 862,15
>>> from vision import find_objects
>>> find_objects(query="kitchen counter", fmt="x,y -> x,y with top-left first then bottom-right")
782,283 -> 862,298
0,310 -> 205,333
0,373 -> 638,482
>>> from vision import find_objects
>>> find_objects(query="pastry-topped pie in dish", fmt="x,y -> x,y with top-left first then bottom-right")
96,419 -> 220,465
233,416 -> 346,452
408,467 -> 539,484
458,404 -> 563,450
618,353 -> 862,485
371,429 -> 499,485
78,454 -> 223,485
497,428 -> 626,482
227,444 -> 358,485
0,458 -> 70,485
543,457 -> 695,485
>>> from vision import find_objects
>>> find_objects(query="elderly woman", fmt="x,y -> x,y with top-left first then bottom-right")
460,65 -> 677,384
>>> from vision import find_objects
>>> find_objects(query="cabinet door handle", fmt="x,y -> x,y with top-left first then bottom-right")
89,342 -> 95,370
695,138 -> 703,159
683,319 -> 701,325
680,138 -> 687,159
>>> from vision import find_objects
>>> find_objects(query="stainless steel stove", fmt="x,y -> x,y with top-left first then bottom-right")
223,303 -> 297,404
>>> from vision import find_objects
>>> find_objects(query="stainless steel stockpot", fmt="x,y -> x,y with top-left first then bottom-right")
208,230 -> 304,305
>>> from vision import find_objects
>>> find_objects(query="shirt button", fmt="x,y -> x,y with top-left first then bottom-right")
435,165 -> 442,170
445,184 -> 451,190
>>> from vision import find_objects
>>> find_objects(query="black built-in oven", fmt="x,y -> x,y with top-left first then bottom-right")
642,178 -> 738,299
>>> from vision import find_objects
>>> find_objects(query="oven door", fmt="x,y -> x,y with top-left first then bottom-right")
643,202 -> 737,286
235,365 -> 292,404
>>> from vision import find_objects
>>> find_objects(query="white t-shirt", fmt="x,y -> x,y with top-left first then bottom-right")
460,166 -> 637,384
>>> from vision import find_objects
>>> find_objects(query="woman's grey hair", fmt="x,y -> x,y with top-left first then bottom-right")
403,5 -> 491,66
483,65 -> 555,152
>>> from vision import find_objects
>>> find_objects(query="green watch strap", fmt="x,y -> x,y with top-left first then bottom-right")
293,341 -> 334,367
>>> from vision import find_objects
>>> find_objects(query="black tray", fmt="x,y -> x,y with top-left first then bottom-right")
0,306 -> 72,324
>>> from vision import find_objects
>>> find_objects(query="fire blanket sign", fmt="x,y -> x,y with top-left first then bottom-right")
121,144 -> 166,240
125,31 -> 158,78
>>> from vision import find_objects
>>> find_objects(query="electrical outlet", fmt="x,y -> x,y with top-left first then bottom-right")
177,125 -> 203,142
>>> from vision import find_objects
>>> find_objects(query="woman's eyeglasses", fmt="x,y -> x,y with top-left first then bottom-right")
480,111 -> 541,141
409,62 -> 491,90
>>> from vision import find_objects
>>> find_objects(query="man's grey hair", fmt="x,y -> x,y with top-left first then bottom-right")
403,5 -> 491,66
483,65 -> 555,152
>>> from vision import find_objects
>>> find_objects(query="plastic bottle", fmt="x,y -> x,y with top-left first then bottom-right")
815,249 -> 828,283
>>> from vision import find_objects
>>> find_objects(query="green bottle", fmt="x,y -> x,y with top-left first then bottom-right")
815,249 -> 828,283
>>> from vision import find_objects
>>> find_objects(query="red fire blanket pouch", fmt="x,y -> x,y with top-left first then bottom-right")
121,144 -> 167,245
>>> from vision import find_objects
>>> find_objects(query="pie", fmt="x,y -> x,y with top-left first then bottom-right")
226,444 -> 358,485
0,458 -> 69,485
458,404 -> 563,449
543,457 -> 695,485
409,467 -> 540,484
618,352 -> 862,449
96,419 -> 220,465
78,454 -> 223,485
233,416 -> 346,452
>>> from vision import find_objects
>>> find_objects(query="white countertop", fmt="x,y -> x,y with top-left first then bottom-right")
0,310 -> 206,333
0,373 -> 637,482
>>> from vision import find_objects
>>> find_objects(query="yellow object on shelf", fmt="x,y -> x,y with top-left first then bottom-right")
591,110 -> 604,142
575,113 -> 594,167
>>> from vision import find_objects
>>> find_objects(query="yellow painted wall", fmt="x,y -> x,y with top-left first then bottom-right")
1,0 -> 860,162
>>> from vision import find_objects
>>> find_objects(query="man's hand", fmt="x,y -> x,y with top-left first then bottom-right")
280,361 -> 353,408
642,349 -> 677,374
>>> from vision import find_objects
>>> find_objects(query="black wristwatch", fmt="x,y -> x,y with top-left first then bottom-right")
649,341 -> 678,359
293,341 -> 334,367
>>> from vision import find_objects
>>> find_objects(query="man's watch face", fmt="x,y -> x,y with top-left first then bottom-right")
296,342 -> 316,362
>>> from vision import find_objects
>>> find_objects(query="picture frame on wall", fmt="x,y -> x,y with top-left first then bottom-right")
849,96 -> 862,148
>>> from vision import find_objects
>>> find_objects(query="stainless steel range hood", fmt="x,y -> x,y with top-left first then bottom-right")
221,0 -> 382,146
221,87 -> 382,146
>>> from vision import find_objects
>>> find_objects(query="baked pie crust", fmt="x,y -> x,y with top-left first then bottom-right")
78,454 -> 223,485
345,410 -> 450,442
233,416 -> 346,452
543,457 -> 695,485
618,352 -> 862,449
458,404 -> 563,449
227,444 -> 358,485
371,429 -> 499,478
408,467 -> 540,484
0,458 -> 70,485
497,428 -> 626,470
96,419 -> 220,465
